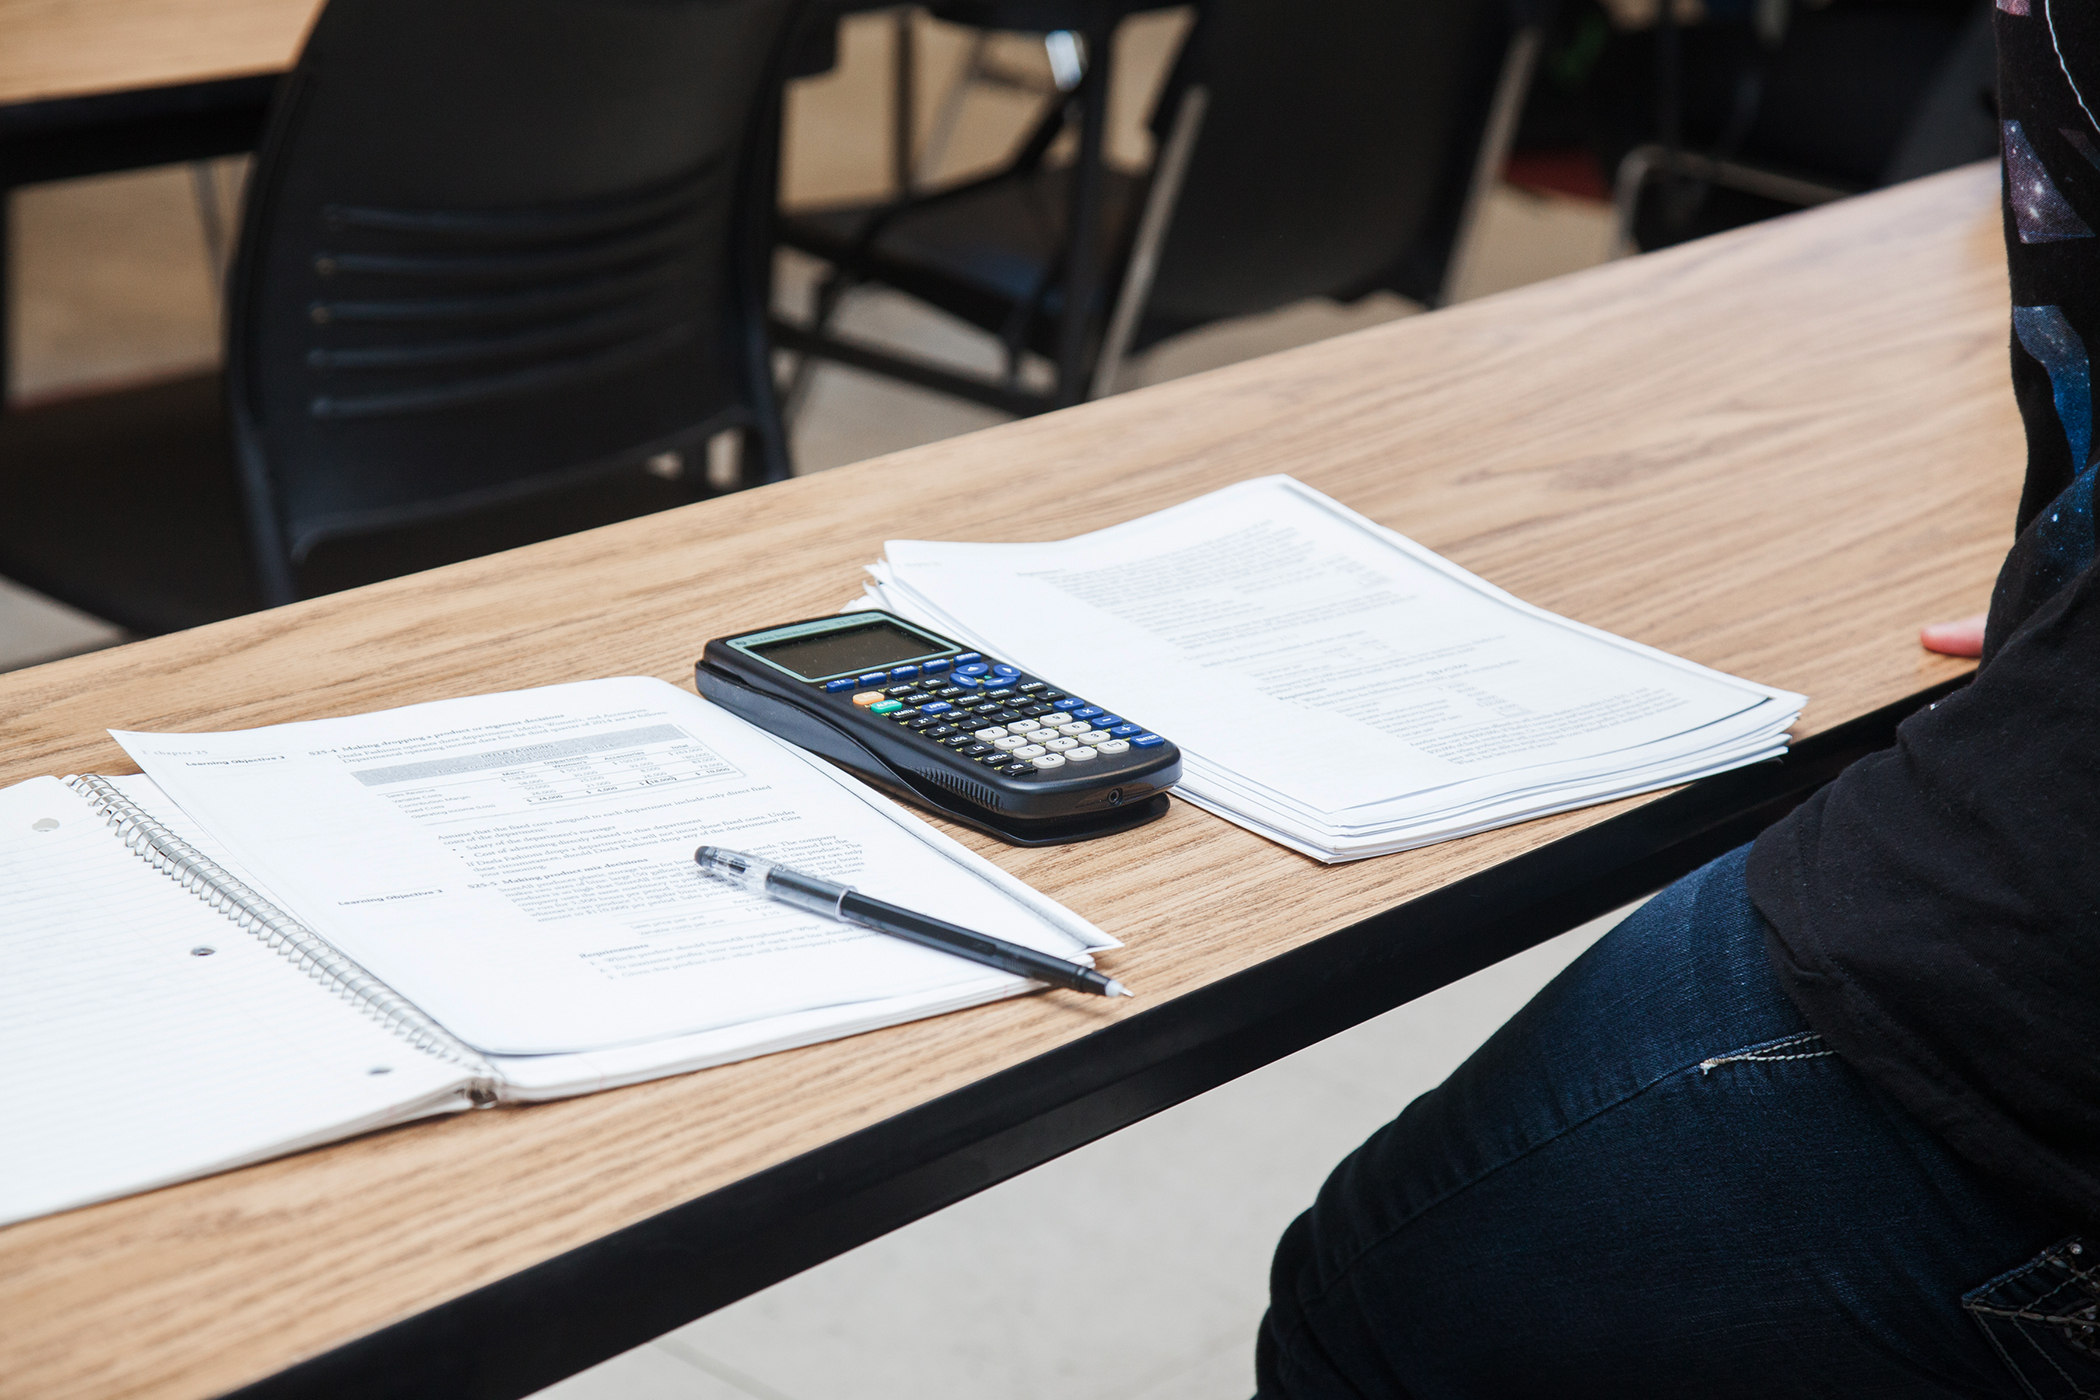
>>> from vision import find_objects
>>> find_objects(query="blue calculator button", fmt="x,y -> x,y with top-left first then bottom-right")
1109,723 -> 1141,737
824,678 -> 857,692
922,658 -> 951,674
1052,697 -> 1084,711
1073,706 -> 1102,720
990,664 -> 1020,678
1095,715 -> 1124,727
955,663 -> 990,677
1132,733 -> 1165,747
953,652 -> 981,664
918,701 -> 953,714
951,674 -> 983,688
858,671 -> 888,686
890,664 -> 920,679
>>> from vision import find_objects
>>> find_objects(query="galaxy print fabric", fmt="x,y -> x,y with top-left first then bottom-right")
1991,1 -> 2100,644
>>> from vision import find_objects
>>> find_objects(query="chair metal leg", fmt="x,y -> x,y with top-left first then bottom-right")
1611,144 -> 1661,258
1435,25 -> 1543,308
892,8 -> 918,198
917,32 -> 990,187
1090,84 -> 1208,400
1610,143 -> 1855,258
729,424 -> 778,490
1053,1 -> 1114,409
233,438 -> 300,608
189,159 -> 234,296
779,271 -> 855,424
918,27 -> 1083,188
744,316 -> 796,485
745,391 -> 794,485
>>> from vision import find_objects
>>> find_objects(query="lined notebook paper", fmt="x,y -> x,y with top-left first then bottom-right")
0,778 -> 473,1226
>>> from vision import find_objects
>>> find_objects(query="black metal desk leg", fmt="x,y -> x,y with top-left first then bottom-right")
893,7 -> 918,198
1,186 -> 12,413
1055,1 -> 1114,409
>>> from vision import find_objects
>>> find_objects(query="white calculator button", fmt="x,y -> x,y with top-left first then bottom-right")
1065,746 -> 1098,762
1021,728 -> 1057,744
1097,739 -> 1130,754
975,726 -> 1009,741
1029,753 -> 1066,769
1044,736 -> 1078,751
1014,744 -> 1047,759
993,735 -> 1029,751
1080,729 -> 1111,744
1055,721 -> 1091,736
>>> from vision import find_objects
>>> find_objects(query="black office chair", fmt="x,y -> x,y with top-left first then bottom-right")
773,0 -> 1540,415
1589,0 -> 1998,252
0,0 -> 802,637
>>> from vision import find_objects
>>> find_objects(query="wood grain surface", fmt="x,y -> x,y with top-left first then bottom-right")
0,163 -> 2019,1400
0,0 -> 317,108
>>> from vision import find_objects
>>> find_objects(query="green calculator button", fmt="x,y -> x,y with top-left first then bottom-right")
870,700 -> 905,714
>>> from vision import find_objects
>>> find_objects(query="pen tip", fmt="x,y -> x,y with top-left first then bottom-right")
1106,980 -> 1134,998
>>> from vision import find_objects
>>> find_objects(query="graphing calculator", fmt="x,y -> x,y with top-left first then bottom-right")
696,610 -> 1179,845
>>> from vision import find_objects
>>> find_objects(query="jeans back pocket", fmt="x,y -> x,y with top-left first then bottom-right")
1966,1237 -> 2100,1398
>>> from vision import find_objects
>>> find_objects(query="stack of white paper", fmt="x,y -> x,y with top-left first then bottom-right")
860,476 -> 1804,862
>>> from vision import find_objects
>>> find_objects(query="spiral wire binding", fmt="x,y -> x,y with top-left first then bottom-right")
67,774 -> 501,1104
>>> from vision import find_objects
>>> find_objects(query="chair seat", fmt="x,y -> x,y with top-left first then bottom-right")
780,163 -> 1144,358
0,372 -> 716,637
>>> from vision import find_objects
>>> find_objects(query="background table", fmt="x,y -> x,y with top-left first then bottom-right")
0,0 -> 319,401
0,0 -> 315,110
0,163 -> 2018,1400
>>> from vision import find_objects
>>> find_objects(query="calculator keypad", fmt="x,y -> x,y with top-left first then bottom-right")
814,655 -> 1163,778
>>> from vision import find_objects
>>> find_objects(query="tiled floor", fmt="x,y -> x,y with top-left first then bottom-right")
3,17 -> 1629,1397
534,908 -> 1628,1400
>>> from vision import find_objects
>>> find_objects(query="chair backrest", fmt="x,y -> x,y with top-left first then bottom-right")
1137,0 -> 1523,344
227,0 -> 801,597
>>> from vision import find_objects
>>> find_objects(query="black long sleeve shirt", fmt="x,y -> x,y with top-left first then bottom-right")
1748,5 -> 2100,1225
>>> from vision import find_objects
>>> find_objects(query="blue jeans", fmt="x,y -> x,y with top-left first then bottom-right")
1256,845 -> 2093,1399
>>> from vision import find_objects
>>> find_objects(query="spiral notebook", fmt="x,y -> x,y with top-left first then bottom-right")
1,677 -> 1112,1228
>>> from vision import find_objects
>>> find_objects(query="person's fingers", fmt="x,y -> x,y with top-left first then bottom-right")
1920,613 -> 1989,657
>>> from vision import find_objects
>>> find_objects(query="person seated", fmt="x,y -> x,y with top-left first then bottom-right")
1253,11 -> 2100,1397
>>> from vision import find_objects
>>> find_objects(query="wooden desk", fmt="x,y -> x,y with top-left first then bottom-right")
0,163 -> 2017,1400
0,0 -> 316,400
0,0 -> 316,109
0,0 -> 311,191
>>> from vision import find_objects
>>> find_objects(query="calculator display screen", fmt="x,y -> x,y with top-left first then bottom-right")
746,619 -> 948,681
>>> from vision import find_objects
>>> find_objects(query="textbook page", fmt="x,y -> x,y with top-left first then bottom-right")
107,773 -> 1067,1101
0,777 -> 472,1226
115,678 -> 1111,1056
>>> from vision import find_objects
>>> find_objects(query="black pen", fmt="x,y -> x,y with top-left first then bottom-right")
694,845 -> 1133,998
